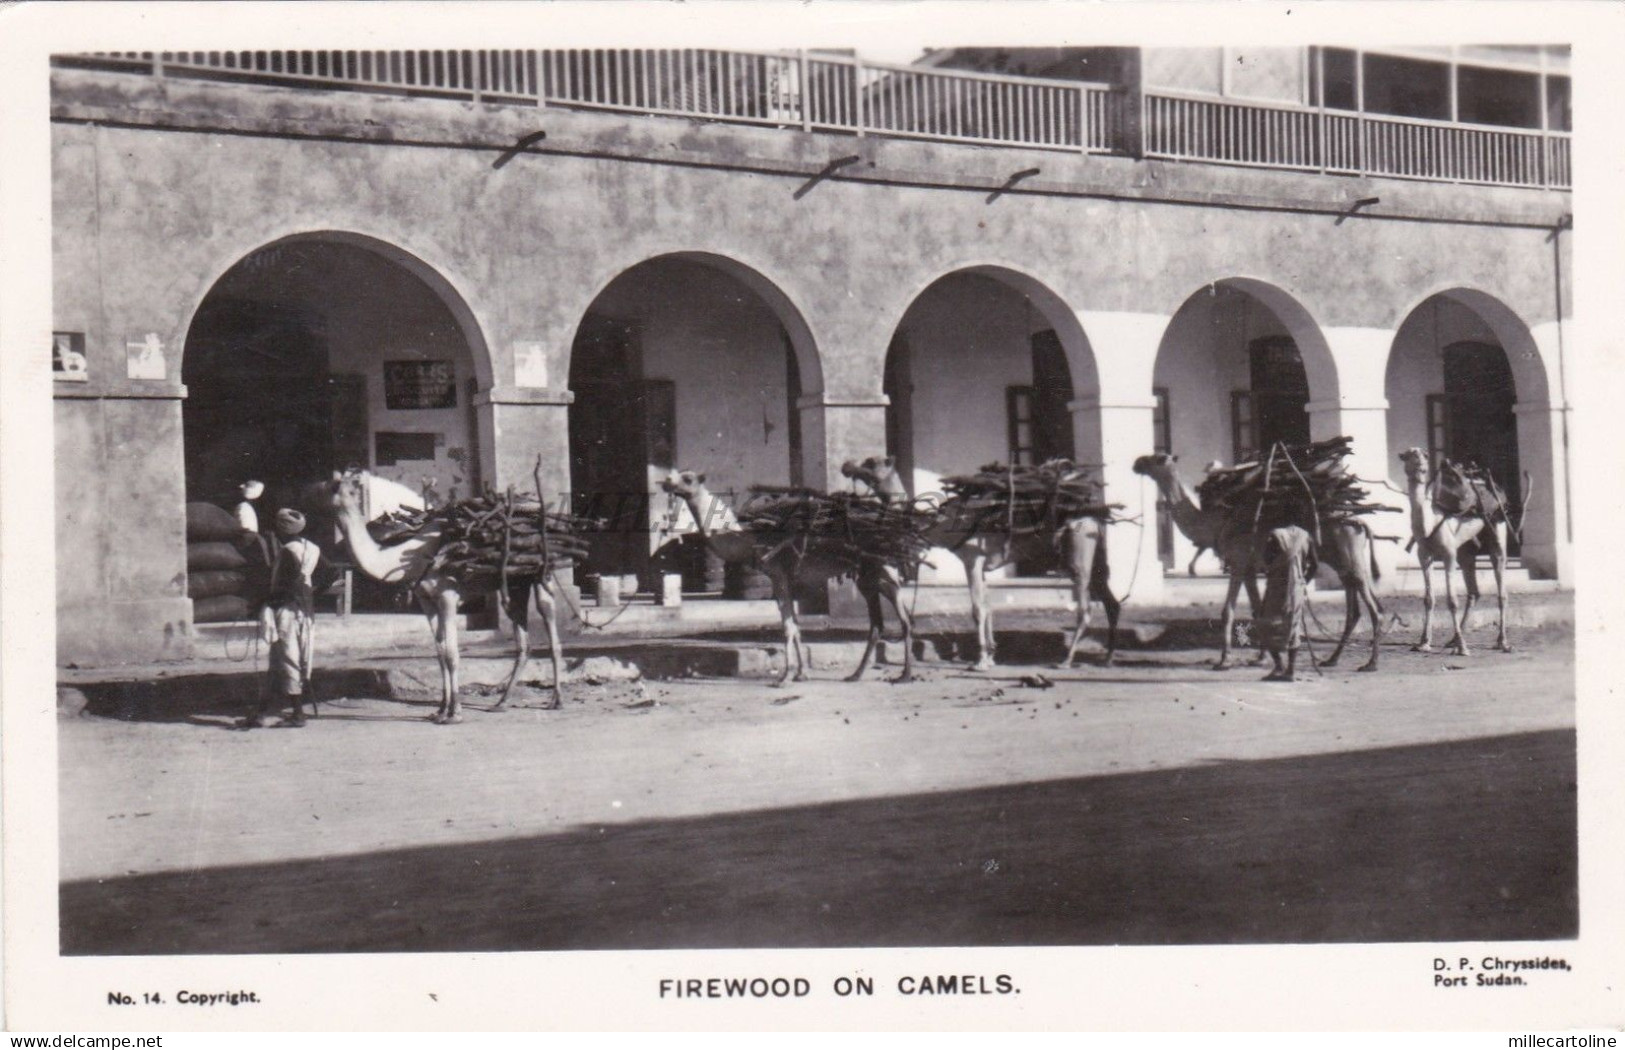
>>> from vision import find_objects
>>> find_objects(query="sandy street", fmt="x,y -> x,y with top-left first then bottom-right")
59,621 -> 1576,954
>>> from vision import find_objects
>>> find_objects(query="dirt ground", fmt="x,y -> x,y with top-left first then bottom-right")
58,617 -> 1577,954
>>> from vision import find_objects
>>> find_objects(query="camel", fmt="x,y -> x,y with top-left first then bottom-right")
329,471 -> 567,723
660,469 -> 917,685
1133,452 -> 1385,671
1397,447 -> 1511,655
1132,453 -> 1265,668
841,456 -> 1120,671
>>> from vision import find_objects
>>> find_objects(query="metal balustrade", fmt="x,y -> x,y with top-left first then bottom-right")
54,50 -> 1570,190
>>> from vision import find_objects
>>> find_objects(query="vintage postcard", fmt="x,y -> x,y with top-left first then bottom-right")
2,0 -> 1622,1034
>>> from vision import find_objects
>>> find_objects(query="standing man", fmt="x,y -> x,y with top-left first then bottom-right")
239,508 -> 327,729
234,479 -> 265,534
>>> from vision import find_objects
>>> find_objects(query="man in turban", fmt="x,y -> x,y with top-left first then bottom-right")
239,508 -> 328,728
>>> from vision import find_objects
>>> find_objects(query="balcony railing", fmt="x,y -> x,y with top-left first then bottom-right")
55,50 -> 1570,190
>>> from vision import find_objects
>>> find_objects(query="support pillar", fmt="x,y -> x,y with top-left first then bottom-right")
1072,395 -> 1163,603
1307,396 -> 1408,586
1512,402 -> 1571,584
1074,309 -> 1173,602
472,384 -> 581,627
796,392 -> 890,491
56,384 -> 194,666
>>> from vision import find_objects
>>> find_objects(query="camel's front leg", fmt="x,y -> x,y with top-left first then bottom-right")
1414,557 -> 1436,651
846,577 -> 886,683
769,570 -> 802,687
1056,572 -> 1092,669
495,586 -> 531,711
885,571 -> 916,683
966,554 -> 995,671
1442,558 -> 1470,657
1214,573 -> 1246,669
436,590 -> 463,723
1356,580 -> 1383,672
1242,572 -> 1267,665
1495,555 -> 1508,653
538,582 -> 566,708
1321,584 -> 1356,668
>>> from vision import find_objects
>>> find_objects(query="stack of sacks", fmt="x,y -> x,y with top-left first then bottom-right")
186,502 -> 269,623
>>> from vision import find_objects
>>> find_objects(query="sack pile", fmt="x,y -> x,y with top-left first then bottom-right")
185,501 -> 270,623
1195,437 -> 1384,535
939,460 -> 1121,536
737,486 -> 936,577
368,492 -> 593,586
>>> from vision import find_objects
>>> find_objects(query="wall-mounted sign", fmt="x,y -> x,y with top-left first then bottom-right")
53,331 -> 88,381
375,431 -> 439,466
125,332 -> 166,381
513,340 -> 548,388
383,360 -> 457,410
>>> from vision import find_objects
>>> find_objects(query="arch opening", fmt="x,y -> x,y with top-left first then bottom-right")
883,266 -> 1099,579
566,253 -> 818,598
182,234 -> 488,620
1150,279 -> 1334,574
1385,290 -> 1547,561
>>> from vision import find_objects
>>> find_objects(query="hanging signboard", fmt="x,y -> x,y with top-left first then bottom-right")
383,360 -> 457,410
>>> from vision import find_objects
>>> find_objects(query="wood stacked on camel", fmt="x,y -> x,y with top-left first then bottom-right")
736,487 -> 935,577
331,468 -> 588,724
1132,444 -> 1386,672
1195,437 -> 1385,535
939,460 -> 1123,537
368,494 -> 593,585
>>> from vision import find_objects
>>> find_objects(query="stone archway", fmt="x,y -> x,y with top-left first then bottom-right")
565,252 -> 822,596
883,264 -> 1100,580
181,232 -> 491,619
1386,288 -> 1560,576
1151,278 -> 1335,574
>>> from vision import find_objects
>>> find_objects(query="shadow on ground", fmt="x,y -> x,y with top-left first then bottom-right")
61,729 -> 1575,955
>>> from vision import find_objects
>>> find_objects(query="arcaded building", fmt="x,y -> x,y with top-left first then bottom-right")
51,46 -> 1573,664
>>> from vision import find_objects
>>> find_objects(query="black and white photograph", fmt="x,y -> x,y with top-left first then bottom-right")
3,0 -> 1623,1035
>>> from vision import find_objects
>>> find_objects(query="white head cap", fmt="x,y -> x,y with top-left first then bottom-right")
240,480 -> 265,500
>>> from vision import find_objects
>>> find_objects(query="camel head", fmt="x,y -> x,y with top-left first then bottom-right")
1132,452 -> 1179,485
841,455 -> 903,496
660,469 -> 707,501
1398,447 -> 1430,485
328,469 -> 368,517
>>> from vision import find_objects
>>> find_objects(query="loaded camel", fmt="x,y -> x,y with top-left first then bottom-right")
1132,451 -> 1386,672
660,469 -> 918,686
329,471 -> 568,723
1397,447 -> 1511,655
841,455 -> 1120,671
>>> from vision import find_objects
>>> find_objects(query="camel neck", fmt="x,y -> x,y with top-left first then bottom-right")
1406,476 -> 1437,539
334,498 -> 415,583
1156,472 -> 1214,544
683,488 -> 741,537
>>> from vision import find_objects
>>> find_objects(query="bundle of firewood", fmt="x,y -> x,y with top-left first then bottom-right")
737,486 -> 935,576
368,492 -> 594,584
939,460 -> 1121,536
1196,437 -> 1385,534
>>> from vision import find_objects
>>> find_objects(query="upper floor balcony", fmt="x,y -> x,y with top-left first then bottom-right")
54,47 -> 1573,192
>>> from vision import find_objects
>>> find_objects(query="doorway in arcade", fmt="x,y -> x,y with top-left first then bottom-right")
1152,283 -> 1315,575
567,256 -> 806,601
883,270 -> 1080,581
181,238 -> 482,619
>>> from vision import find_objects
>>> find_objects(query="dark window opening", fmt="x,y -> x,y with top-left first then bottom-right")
1361,54 -> 1451,121
1457,65 -> 1540,128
